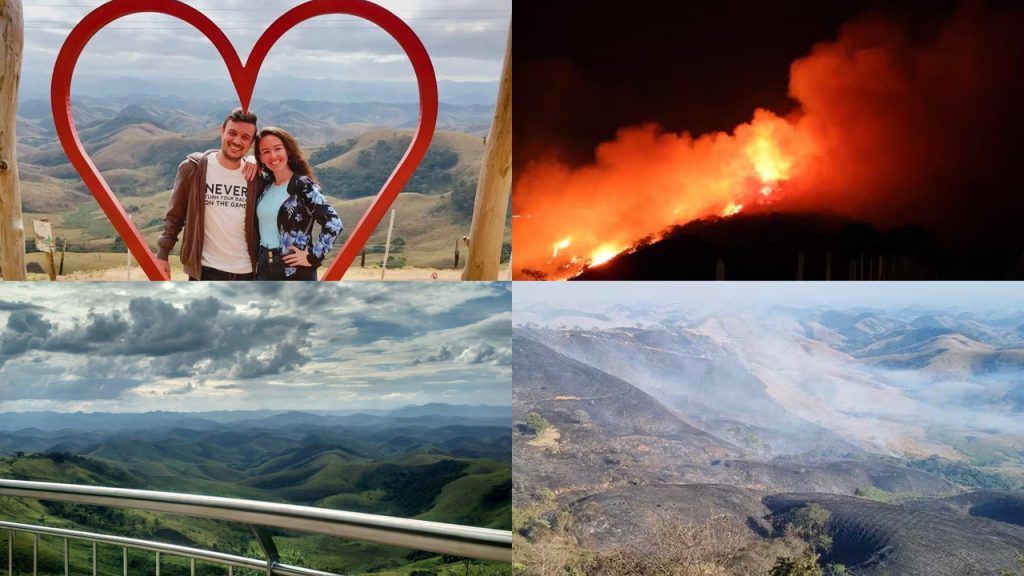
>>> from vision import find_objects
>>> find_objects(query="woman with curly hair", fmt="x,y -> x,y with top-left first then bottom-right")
251,127 -> 343,280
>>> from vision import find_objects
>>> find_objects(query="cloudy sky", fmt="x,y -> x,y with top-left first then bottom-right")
21,0 -> 510,90
0,282 -> 510,413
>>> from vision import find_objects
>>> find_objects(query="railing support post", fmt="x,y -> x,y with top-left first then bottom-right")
249,525 -> 279,576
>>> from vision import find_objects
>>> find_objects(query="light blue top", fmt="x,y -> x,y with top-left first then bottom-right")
257,182 -> 289,249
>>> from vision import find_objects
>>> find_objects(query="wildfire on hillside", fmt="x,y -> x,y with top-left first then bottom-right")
516,111 -> 808,279
512,3 -> 1024,280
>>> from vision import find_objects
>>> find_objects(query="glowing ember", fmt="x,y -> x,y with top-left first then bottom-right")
723,202 -> 744,217
590,246 -> 621,266
552,237 -> 571,258
760,185 -> 773,197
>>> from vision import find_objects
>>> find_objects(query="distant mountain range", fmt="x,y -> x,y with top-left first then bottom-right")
0,404 -> 509,434
21,71 -> 499,106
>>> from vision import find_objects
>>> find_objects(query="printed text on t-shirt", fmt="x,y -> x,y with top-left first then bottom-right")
206,183 -> 248,208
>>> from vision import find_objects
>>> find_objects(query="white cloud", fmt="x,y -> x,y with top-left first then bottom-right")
0,282 -> 509,412
21,0 -> 510,83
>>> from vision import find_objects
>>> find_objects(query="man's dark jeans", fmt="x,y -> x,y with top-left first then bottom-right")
188,266 -> 255,281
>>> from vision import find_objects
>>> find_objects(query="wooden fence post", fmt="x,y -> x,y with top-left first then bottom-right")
0,0 -> 26,280
59,236 -> 67,275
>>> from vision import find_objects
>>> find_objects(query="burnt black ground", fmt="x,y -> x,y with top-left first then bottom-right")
514,335 -> 743,496
765,493 -> 1024,576
703,459 -> 958,495
569,484 -> 771,549
907,490 -> 1024,527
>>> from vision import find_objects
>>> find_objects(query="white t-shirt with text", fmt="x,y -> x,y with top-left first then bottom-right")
201,153 -> 252,273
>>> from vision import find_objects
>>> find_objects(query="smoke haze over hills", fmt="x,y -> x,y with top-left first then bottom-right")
513,282 -> 1024,575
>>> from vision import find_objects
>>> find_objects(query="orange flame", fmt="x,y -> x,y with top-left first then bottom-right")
723,202 -> 744,217
513,110 -> 809,279
747,133 -> 791,184
552,237 -> 571,258
590,245 -> 622,267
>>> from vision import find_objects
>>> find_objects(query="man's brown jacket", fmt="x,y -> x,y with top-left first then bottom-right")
156,150 -> 258,279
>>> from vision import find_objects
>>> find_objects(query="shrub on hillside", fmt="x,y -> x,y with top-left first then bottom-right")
525,413 -> 551,435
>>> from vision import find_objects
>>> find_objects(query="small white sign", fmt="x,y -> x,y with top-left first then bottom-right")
33,219 -> 54,253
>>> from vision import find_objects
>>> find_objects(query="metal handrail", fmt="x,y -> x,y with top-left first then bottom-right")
0,479 -> 512,563
1,521 -> 337,576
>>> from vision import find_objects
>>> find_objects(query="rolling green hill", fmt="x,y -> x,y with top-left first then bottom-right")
0,417 -> 511,576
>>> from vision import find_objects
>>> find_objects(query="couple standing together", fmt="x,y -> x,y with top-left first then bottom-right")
156,108 -> 343,280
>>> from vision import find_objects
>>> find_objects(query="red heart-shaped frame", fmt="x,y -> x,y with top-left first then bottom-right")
51,0 -> 438,280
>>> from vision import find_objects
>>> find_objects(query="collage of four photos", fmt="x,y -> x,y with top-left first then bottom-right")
2,0 -> 1024,575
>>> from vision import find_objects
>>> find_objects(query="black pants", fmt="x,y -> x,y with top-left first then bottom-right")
189,266 -> 255,281
256,247 -> 317,281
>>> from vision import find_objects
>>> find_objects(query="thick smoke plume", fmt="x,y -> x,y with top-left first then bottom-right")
513,3 -> 1024,279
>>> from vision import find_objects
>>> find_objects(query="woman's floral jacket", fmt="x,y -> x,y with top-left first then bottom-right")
252,173 -> 343,277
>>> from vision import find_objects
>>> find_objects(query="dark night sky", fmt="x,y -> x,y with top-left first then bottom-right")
514,0 -> 975,175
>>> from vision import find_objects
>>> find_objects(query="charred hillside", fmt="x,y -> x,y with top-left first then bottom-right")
702,459 -> 958,496
569,483 -> 771,550
765,492 -> 1024,576
521,325 -> 860,456
513,335 -> 742,496
572,212 -> 1024,280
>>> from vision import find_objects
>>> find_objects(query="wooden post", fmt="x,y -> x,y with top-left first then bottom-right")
360,247 -> 366,268
0,0 -> 26,280
45,247 -> 55,280
454,237 -> 460,269
58,236 -> 67,275
380,209 -> 396,280
462,23 -> 512,280
126,214 -> 132,280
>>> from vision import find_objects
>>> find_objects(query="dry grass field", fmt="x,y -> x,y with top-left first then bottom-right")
14,252 -> 509,281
